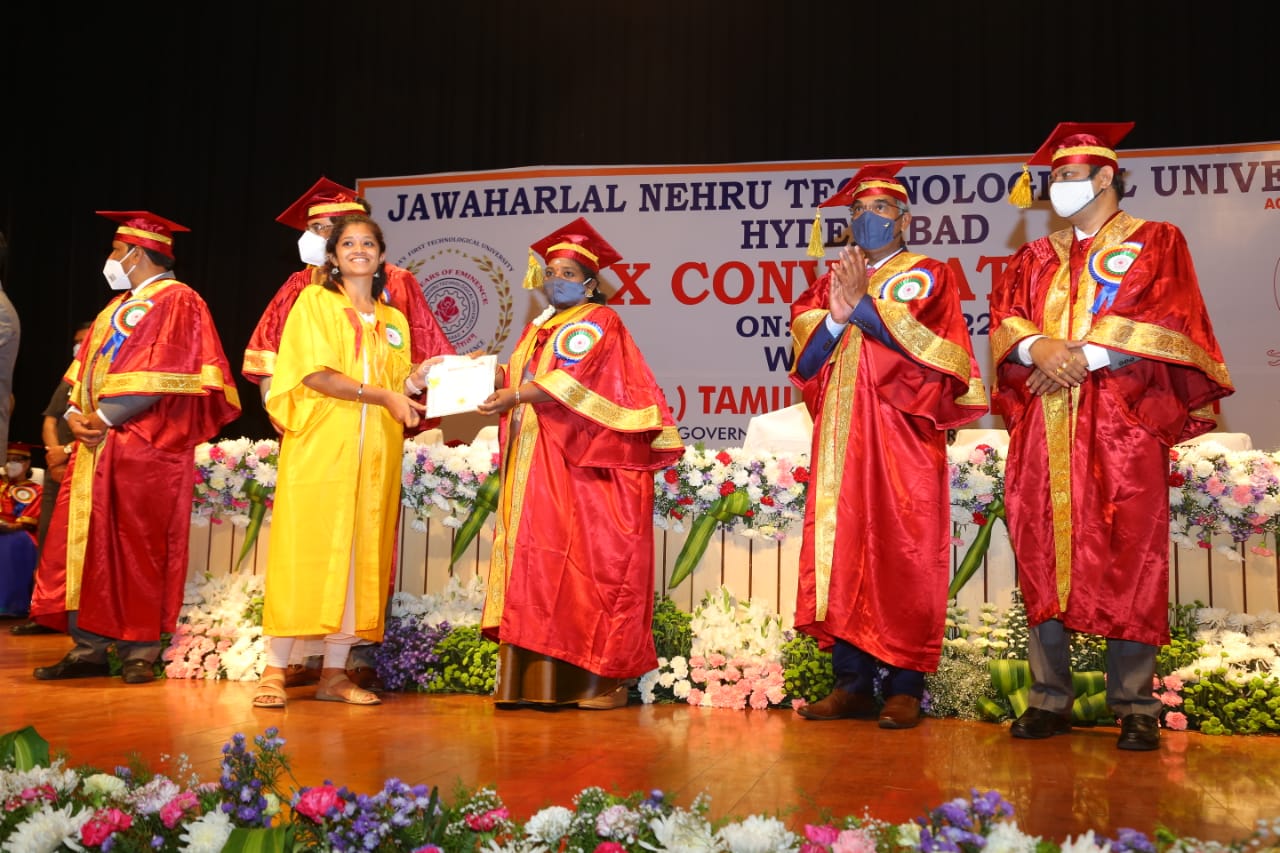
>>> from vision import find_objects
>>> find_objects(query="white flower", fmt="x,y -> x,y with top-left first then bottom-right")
984,820 -> 1041,853
178,808 -> 234,853
1057,829 -> 1112,853
4,802 -> 93,853
523,805 -> 574,844
643,807 -> 720,852
716,815 -> 798,853
82,772 -> 129,800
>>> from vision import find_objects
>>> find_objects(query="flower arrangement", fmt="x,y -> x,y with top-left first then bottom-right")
162,573 -> 266,682
638,588 -> 789,710
191,438 -> 279,526
400,441 -> 500,528
652,446 -> 810,540
159,570 -> 1280,738
190,438 -> 1280,558
3,727 -> 1277,852
1168,442 -> 1280,558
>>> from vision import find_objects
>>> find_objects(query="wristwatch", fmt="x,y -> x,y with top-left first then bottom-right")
63,443 -> 74,455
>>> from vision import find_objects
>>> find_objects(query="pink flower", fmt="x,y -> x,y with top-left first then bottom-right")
160,790 -> 200,828
1161,674 -> 1184,691
464,807 -> 509,832
295,784 -> 343,821
1164,711 -> 1188,731
1159,691 -> 1183,707
595,843 -> 628,853
80,808 -> 132,846
1231,484 -> 1255,504
832,827 -> 879,853
805,823 -> 840,845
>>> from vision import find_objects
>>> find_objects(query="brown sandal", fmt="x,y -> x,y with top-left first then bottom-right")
315,671 -> 381,705
252,669 -> 287,709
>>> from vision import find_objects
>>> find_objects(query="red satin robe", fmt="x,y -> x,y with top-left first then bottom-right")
30,278 -> 241,638
989,212 -> 1233,645
481,303 -> 684,679
790,253 -> 988,672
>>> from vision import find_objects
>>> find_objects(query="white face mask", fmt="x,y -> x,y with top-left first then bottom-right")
102,246 -> 138,291
297,230 -> 329,267
1048,178 -> 1100,219
5,462 -> 24,479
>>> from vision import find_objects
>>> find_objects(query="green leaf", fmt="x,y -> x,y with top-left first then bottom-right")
668,491 -> 752,589
450,473 -> 501,565
0,726 -> 50,771
948,500 -> 1004,599
221,825 -> 294,853
1072,690 -> 1109,724
236,479 -> 271,569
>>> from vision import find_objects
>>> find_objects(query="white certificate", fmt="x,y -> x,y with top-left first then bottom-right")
424,355 -> 497,418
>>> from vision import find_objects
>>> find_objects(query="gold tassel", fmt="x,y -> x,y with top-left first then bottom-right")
1008,165 -> 1033,209
806,211 -> 825,258
522,249 -> 543,290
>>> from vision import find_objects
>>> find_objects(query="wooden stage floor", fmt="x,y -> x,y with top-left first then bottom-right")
4,617 -> 1278,847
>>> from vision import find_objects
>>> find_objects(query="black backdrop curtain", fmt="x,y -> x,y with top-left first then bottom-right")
2,0 -> 1276,443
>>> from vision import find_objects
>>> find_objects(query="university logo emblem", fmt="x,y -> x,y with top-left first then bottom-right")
395,238 -> 523,357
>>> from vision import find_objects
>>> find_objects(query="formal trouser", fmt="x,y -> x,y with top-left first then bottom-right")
831,638 -> 925,699
66,611 -> 162,664
1026,618 -> 1161,718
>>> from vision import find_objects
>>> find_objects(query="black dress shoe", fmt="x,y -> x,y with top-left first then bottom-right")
1010,707 -> 1073,739
797,688 -> 879,720
1117,713 -> 1160,751
34,654 -> 110,680
10,620 -> 57,635
122,659 -> 157,684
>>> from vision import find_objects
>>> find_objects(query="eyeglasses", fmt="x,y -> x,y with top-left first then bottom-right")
308,222 -> 334,236
850,200 -> 903,218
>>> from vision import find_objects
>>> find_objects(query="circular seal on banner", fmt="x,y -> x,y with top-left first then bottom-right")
385,322 -> 406,350
880,270 -> 934,303
552,320 -> 603,363
393,239 -> 519,357
1090,242 -> 1142,286
112,299 -> 154,336
11,484 -> 37,505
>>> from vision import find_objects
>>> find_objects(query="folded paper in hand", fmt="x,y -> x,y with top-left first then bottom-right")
424,355 -> 497,418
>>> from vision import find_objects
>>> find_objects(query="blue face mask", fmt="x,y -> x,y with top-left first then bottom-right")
547,276 -> 589,309
850,210 -> 898,251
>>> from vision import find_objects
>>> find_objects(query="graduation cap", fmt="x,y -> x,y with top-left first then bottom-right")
96,210 -> 189,259
275,176 -> 368,231
6,441 -> 35,459
523,216 -> 624,290
807,161 -> 909,258
1009,121 -> 1136,208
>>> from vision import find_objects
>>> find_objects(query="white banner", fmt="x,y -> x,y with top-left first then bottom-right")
360,142 -> 1280,451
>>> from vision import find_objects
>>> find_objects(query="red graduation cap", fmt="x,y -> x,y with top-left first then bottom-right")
523,217 -> 623,289
275,176 -> 368,232
95,210 -> 190,259
807,161 -> 909,257
1009,121 -> 1135,208
1025,121 -> 1135,170
819,161 -> 910,208
6,441 -> 36,458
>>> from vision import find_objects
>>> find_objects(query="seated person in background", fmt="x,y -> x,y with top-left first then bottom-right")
0,442 -> 42,616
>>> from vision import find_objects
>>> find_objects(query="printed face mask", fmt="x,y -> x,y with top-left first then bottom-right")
1049,178 -> 1100,218
297,230 -> 329,267
102,247 -> 137,291
850,210 -> 898,251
